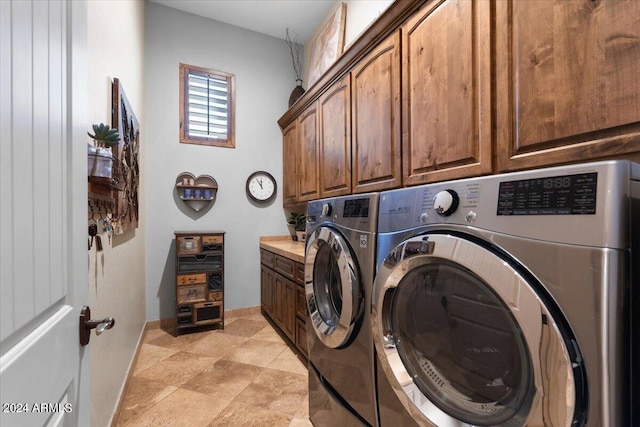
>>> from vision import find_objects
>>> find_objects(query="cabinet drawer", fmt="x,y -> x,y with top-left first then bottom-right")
209,291 -> 223,301
177,273 -> 207,286
202,235 -> 223,252
274,255 -> 295,280
202,235 -> 223,245
177,236 -> 201,255
178,254 -> 222,272
193,301 -> 223,325
260,249 -> 275,268
207,271 -> 223,292
177,285 -> 207,304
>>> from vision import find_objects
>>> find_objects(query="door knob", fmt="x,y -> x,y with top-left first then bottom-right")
79,306 -> 115,346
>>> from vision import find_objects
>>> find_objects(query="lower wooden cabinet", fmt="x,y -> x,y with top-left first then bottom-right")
260,249 -> 308,358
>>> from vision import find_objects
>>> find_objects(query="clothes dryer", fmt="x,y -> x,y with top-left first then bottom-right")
373,161 -> 639,427
306,193 -> 379,427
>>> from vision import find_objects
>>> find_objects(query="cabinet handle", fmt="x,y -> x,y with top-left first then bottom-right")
188,277 -> 196,283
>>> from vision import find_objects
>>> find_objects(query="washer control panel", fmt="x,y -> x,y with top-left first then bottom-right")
379,181 -> 481,232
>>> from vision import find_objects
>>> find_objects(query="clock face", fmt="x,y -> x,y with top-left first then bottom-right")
246,171 -> 277,203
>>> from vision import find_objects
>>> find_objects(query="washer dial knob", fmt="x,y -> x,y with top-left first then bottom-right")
433,190 -> 460,216
321,203 -> 332,217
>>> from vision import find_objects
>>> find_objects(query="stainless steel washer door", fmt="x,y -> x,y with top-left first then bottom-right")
306,226 -> 361,349
372,233 -> 582,427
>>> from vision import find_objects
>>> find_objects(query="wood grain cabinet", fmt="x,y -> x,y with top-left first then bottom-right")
495,0 -> 640,171
351,30 -> 402,193
282,121 -> 298,206
402,0 -> 492,185
174,232 -> 225,334
260,249 -> 308,358
279,0 -> 640,203
319,75 -> 352,197
298,104 -> 320,202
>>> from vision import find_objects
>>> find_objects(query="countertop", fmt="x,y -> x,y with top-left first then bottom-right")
259,236 -> 305,264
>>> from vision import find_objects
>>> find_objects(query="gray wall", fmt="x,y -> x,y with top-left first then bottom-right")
145,2 -> 292,321
88,1 -> 146,425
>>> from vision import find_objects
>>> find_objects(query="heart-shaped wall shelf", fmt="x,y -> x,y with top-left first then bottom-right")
175,172 -> 218,212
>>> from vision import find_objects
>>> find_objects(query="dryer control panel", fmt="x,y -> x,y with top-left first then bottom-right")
497,172 -> 597,216
378,160 -> 637,249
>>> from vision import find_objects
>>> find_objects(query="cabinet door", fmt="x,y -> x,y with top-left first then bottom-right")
274,254 -> 295,281
298,104 -> 320,201
260,265 -> 269,312
319,75 -> 352,197
283,279 -> 295,340
274,273 -> 285,328
260,265 -> 275,319
295,318 -> 308,357
295,284 -> 306,320
282,121 -> 299,206
495,0 -> 640,171
352,31 -> 402,193
267,269 -> 275,319
403,0 -> 492,185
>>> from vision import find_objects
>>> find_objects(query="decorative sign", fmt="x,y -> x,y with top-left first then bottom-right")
308,2 -> 346,88
112,78 -> 140,231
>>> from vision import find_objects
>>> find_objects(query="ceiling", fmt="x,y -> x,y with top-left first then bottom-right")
149,0 -> 336,44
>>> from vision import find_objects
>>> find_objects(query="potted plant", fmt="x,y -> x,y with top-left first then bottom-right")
87,123 -> 120,178
287,212 -> 307,242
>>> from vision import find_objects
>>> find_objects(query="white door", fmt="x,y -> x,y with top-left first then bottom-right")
1,1 -> 90,426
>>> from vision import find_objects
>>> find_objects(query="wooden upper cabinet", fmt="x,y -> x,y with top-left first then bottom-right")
298,104 -> 320,201
319,75 -> 352,197
403,0 -> 492,186
351,31 -> 402,193
282,121 -> 298,206
495,0 -> 640,171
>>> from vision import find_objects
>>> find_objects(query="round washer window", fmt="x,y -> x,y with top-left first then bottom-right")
313,241 -> 343,327
390,260 -> 534,426
305,225 -> 360,348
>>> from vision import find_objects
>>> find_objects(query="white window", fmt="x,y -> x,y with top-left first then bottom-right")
179,63 -> 235,148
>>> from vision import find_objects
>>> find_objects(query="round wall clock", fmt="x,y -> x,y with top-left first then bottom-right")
246,171 -> 277,203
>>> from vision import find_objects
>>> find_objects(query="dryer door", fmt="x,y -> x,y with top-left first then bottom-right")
306,226 -> 361,349
372,233 -> 586,427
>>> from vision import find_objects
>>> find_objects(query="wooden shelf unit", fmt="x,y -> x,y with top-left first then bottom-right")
174,231 -> 225,333
175,173 -> 218,211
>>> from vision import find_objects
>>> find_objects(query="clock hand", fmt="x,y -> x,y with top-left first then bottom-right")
258,178 -> 263,189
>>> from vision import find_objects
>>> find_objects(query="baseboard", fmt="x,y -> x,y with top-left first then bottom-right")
110,321 -> 154,427
225,305 -> 261,318
145,319 -> 161,330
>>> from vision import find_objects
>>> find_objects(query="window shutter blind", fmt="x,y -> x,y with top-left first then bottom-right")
187,70 -> 229,140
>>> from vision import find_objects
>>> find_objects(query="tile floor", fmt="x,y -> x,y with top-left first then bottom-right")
113,312 -> 313,427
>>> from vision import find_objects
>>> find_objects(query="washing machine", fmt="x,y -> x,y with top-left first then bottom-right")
305,193 -> 379,427
372,160 -> 639,427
